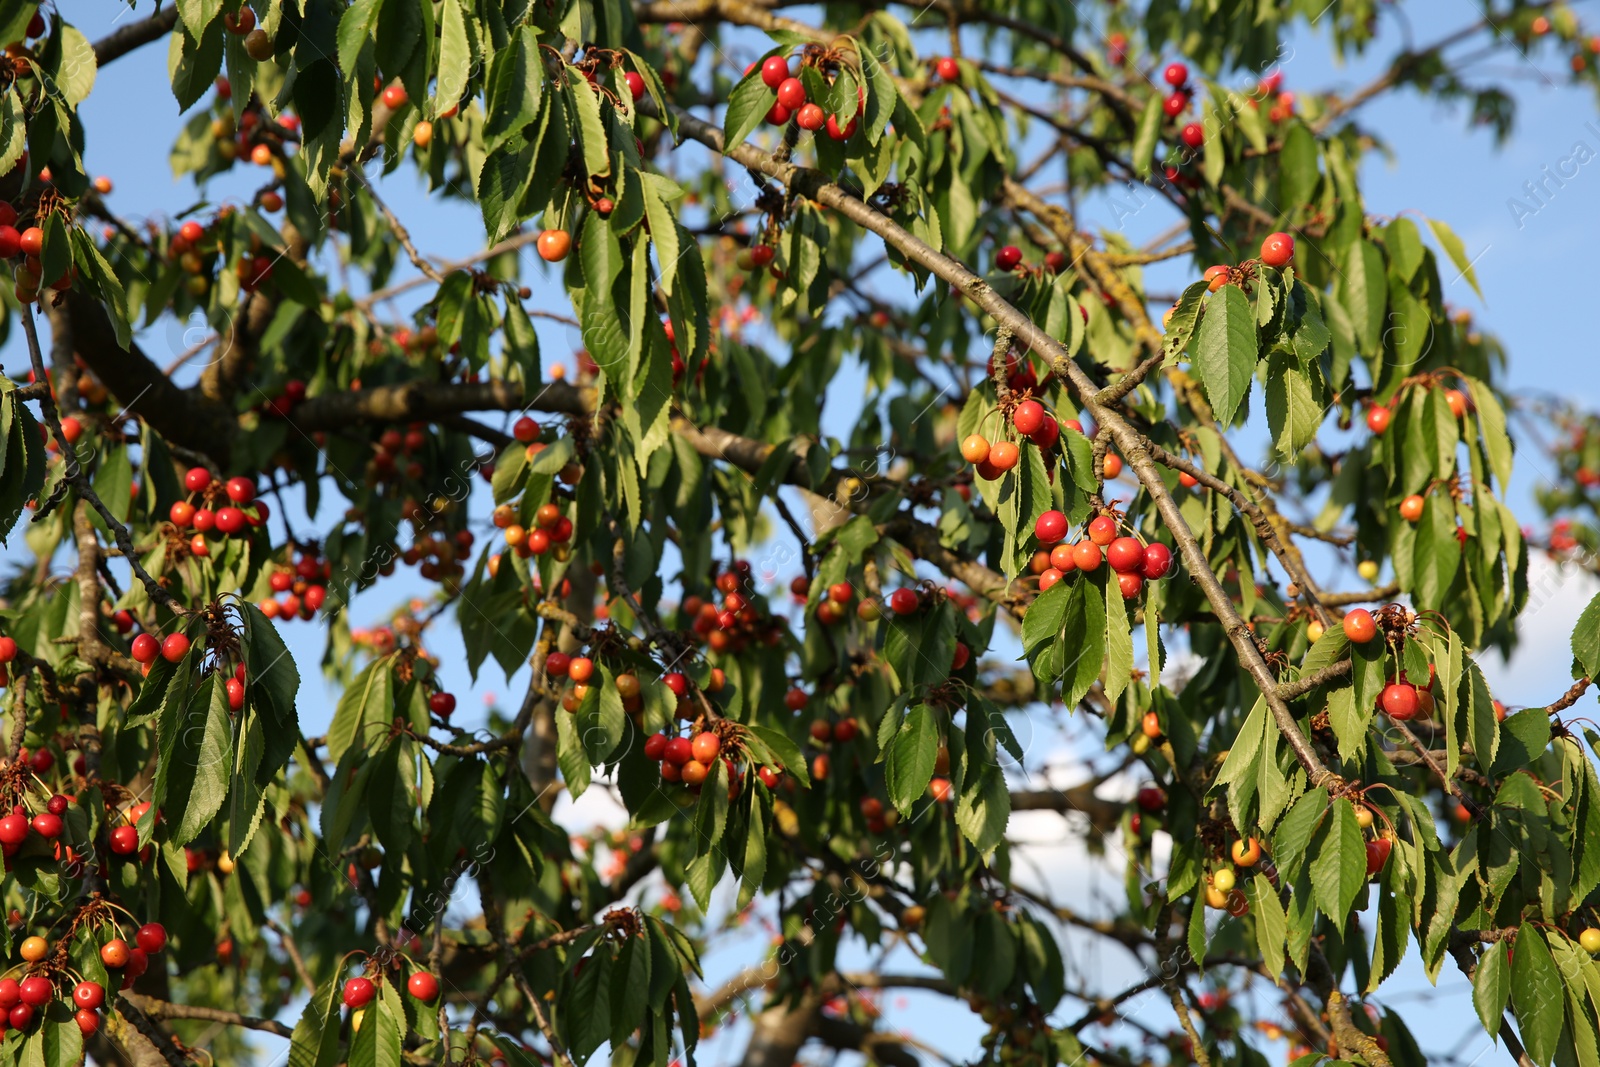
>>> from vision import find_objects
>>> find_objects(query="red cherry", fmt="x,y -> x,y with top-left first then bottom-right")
1071,541 -> 1103,572
1342,609 -> 1377,644
0,637 -> 13,663
1399,495 -> 1424,522
428,692 -> 457,716
73,981 -> 104,1010
168,501 -> 196,527
760,56 -> 791,89
987,440 -> 1020,472
1366,405 -> 1391,434
161,634 -> 191,663
1141,543 -> 1173,580
130,634 -> 159,663
0,226 -> 18,259
776,77 -> 807,110
1136,786 -> 1166,813
1180,123 -> 1204,148
1117,572 -> 1144,598
758,766 -> 780,788
691,732 -> 721,763
109,825 -> 139,855
29,814 -> 61,840
17,977 -> 50,1008
382,84 -> 409,109
765,102 -> 792,125
75,1009 -> 99,1035
343,977 -> 376,1009
1163,92 -> 1188,118
796,103 -> 825,131
178,221 -> 204,244
936,57 -> 960,81
833,718 -> 858,742
407,972 -> 440,1001
1038,568 -> 1064,592
46,795 -> 67,816
225,477 -> 255,503
214,506 -> 246,534
1106,537 -> 1145,573
100,940 -> 130,968
226,677 -> 245,710
0,813 -> 28,847
1365,838 -> 1392,875
1087,516 -> 1117,546
1259,232 -> 1295,268
191,507 -> 215,532
624,71 -> 645,100
664,737 -> 693,766
1163,62 -> 1189,86
1029,414 -> 1060,450
7,1004 -> 31,1030
1381,682 -> 1419,720
1012,400 -> 1045,436
888,588 -> 920,616
1034,510 -> 1068,545
183,467 -> 212,492
995,245 -> 1023,271
125,946 -> 149,978
546,652 -> 571,677
0,979 -> 17,1008
643,734 -> 668,761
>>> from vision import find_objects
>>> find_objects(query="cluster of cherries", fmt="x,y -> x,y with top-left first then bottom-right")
259,550 -> 332,623
0,922 -> 165,1035
1028,513 -> 1173,598
960,399 -> 1126,483
341,968 -> 440,1009
683,566 -> 786,654
168,468 -> 266,558
496,497 -> 574,560
1362,381 -> 1468,437
0,204 -> 73,302
1198,232 -> 1297,295
642,728 -> 751,792
747,54 -> 863,139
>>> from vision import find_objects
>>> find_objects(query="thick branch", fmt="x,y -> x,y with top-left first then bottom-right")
92,7 -> 180,66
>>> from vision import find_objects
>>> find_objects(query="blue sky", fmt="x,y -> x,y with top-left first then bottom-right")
4,0 -> 1600,1063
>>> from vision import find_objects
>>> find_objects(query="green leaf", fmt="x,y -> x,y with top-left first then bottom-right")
1193,284 -> 1255,425
1411,493 -> 1461,611
1021,579 -> 1070,652
56,25 -> 97,107
1426,216 -> 1484,300
1132,94 -> 1162,177
1473,941 -> 1511,1039
886,705 -> 938,814
1264,351 -> 1321,458
747,724 -> 808,788
568,75 -> 609,181
722,62 -> 777,152
858,39 -> 896,144
1103,572 -> 1133,704
1341,239 -> 1387,355
337,0 -> 385,75
1464,375 -> 1513,491
433,0 -> 472,115
483,26 -> 542,150
955,764 -> 1009,854
167,18 -> 225,113
0,91 -> 25,177
1309,798 -> 1367,922
1510,925 -> 1564,1067
161,673 -> 234,846
1278,123 -> 1319,212
1574,591 -> 1600,682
